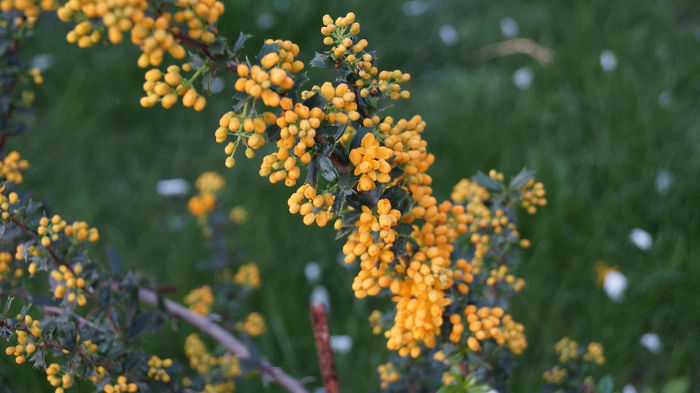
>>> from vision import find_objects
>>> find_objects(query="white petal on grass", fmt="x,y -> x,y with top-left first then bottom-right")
600,49 -> 618,71
211,77 -> 225,94
623,384 -> 638,393
603,270 -> 627,303
658,90 -> 672,107
629,228 -> 653,251
402,0 -> 428,16
310,285 -> 330,311
32,54 -> 53,71
500,17 -> 519,38
641,333 -> 661,353
156,178 -> 189,197
256,13 -> 275,30
655,170 -> 673,194
513,67 -> 533,90
313,388 -> 326,393
330,335 -> 353,353
304,262 -> 321,283
439,24 -> 459,46
273,0 -> 290,11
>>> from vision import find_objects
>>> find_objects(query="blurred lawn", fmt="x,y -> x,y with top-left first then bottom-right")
2,0 -> 699,391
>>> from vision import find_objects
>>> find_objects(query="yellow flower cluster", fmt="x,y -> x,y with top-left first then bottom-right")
195,171 -> 225,193
102,375 -> 138,393
45,363 -> 73,393
233,262 -> 261,289
287,184 -> 334,226
215,110 -> 268,167
520,178 -> 547,214
259,100 -> 325,184
0,151 -> 29,184
320,12 -> 360,58
485,265 -> 525,292
349,133 -> 393,191
188,193 -> 216,217
51,264 -> 88,306
583,342 -> 605,365
303,81 -> 360,124
188,172 -> 224,218
320,14 -> 410,100
542,365 -> 567,384
377,362 -> 400,389
450,178 -> 490,205
184,333 -> 241,378
461,305 -> 527,355
344,199 -> 400,296
172,0 -> 224,44
237,312 -> 265,337
0,0 -> 54,25
56,0 -> 189,68
140,64 -> 206,110
0,191 -> 18,220
0,252 -> 16,281
3,314 -> 41,365
38,215 -> 100,248
147,355 -> 173,382
555,336 -> 578,362
234,40 -> 303,107
368,310 -> 383,335
30,67 -> 43,84
229,205 -> 248,224
184,285 -> 214,316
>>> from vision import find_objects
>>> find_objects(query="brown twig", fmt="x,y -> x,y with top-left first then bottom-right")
475,38 -> 554,66
310,302 -> 339,393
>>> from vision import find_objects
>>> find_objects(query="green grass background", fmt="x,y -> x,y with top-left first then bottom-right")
1,0 -> 699,391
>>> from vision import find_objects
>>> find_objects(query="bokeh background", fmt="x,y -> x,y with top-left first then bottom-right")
2,0 -> 699,391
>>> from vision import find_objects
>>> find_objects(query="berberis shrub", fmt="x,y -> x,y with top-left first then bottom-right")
0,1 -> 613,392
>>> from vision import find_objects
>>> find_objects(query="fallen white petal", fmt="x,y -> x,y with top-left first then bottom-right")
304,262 -> 321,283
156,178 -> 189,197
629,228 -> 653,251
600,49 -> 618,71
330,335 -> 353,353
603,270 -> 628,302
402,0 -> 429,16
640,333 -> 661,353
623,384 -> 638,393
513,67 -> 533,90
439,24 -> 459,46
500,17 -> 519,38
655,170 -> 673,194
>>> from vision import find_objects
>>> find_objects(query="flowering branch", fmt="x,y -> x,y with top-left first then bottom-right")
137,286 -> 309,393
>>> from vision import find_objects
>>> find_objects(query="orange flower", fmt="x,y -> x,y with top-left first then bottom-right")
349,133 -> 393,191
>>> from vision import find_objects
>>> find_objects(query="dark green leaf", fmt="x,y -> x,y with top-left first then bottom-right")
208,37 -> 227,56
318,157 -> 338,182
106,246 -> 123,275
232,32 -> 251,54
310,52 -> 335,69
256,42 -> 279,63
508,168 -> 535,191
331,189 -> 346,215
305,157 -> 319,187
265,124 -> 281,143
337,171 -> 358,191
473,172 -> 503,191
349,127 -> 372,150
